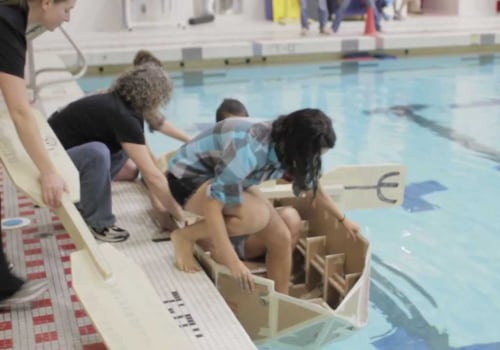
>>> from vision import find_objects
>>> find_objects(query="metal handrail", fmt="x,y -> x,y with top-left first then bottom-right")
27,26 -> 87,102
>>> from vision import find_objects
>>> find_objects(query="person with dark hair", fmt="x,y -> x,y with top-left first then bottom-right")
213,98 -> 302,266
48,63 -> 184,242
0,0 -> 76,306
112,49 -> 191,181
167,109 -> 360,294
215,98 -> 249,122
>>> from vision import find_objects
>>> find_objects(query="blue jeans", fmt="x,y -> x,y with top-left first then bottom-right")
300,0 -> 329,30
332,0 -> 381,32
67,142 -> 128,230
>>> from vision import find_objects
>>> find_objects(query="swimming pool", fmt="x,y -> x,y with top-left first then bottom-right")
79,54 -> 500,350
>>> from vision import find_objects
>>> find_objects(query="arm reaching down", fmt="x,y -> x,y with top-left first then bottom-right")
307,183 -> 360,239
0,72 -> 66,208
121,142 -> 184,222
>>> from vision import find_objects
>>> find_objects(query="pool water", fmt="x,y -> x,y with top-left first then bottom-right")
79,54 -> 500,350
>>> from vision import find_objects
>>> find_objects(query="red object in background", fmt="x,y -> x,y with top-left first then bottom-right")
364,6 -> 377,36
497,0 -> 500,12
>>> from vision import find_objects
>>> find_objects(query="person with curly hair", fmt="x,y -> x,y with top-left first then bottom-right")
167,109 -> 360,294
112,49 -> 191,182
48,63 -> 184,242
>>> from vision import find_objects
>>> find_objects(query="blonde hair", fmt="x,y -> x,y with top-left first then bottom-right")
110,63 -> 173,128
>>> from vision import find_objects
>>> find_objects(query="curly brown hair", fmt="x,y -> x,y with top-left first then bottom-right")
133,50 -> 162,68
110,63 -> 173,127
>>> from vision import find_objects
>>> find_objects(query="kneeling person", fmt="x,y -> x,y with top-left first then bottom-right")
49,63 -> 183,242
167,109 -> 360,294
214,98 -> 302,263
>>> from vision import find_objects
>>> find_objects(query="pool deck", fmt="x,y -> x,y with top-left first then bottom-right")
1,11 -> 500,350
32,13 -> 500,73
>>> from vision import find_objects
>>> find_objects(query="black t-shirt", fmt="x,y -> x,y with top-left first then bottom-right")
48,92 -> 146,154
0,4 -> 28,78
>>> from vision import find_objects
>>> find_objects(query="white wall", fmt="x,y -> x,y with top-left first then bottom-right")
423,0 -> 497,16
65,0 -> 123,32
422,0 -> 459,15
458,0 -> 497,16
241,0 -> 266,20
63,0 -> 265,33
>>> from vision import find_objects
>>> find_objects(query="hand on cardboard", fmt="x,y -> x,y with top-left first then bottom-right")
230,260 -> 255,293
39,172 -> 67,209
342,217 -> 361,240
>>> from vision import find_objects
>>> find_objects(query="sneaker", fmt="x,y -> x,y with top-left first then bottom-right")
0,280 -> 48,307
89,225 -> 130,243
300,27 -> 309,36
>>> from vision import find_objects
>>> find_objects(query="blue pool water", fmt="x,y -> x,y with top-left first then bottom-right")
79,54 -> 500,350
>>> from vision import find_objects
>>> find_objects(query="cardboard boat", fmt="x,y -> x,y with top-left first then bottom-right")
194,164 -> 406,349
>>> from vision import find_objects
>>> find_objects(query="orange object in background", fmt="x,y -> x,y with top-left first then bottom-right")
363,6 -> 377,36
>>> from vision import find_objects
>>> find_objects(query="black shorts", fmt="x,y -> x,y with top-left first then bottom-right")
168,172 -> 250,259
167,172 -> 199,207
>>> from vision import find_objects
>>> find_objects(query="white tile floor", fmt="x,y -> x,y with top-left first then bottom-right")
0,170 -> 256,350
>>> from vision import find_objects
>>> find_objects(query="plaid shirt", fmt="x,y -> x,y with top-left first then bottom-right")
169,118 -> 285,206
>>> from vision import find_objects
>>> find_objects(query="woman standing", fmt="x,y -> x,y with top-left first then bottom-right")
0,0 -> 76,306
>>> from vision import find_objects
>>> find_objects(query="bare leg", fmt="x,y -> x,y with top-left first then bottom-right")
172,182 -> 271,273
243,206 -> 301,260
171,220 -> 207,272
252,207 -> 293,293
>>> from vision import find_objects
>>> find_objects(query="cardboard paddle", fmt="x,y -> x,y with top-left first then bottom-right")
0,109 -> 192,349
260,164 -> 406,210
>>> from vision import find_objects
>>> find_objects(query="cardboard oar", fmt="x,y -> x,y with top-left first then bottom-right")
260,164 -> 406,210
0,109 -> 192,349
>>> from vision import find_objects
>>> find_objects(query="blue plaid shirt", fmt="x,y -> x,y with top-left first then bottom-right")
169,118 -> 285,206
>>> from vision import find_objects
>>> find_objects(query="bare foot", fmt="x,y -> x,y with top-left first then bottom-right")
171,230 -> 200,272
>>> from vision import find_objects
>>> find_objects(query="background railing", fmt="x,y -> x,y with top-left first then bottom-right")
26,26 -> 87,102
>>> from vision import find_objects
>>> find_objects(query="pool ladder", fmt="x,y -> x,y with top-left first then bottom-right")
26,25 -> 87,103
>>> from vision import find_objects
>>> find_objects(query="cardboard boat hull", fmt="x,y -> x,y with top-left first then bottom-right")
195,196 -> 371,349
